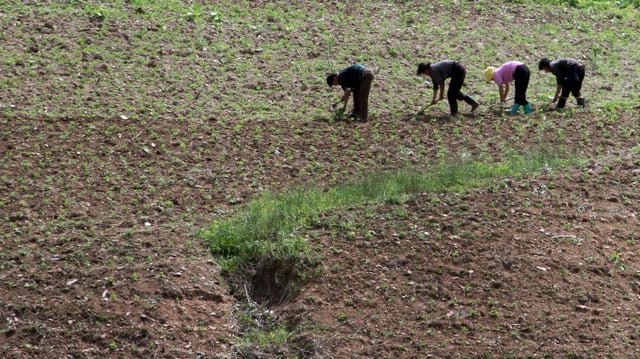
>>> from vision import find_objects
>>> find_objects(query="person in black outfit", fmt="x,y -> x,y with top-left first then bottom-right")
327,64 -> 374,122
538,58 -> 586,110
416,60 -> 479,118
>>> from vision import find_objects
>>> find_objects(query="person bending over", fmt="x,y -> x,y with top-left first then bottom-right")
538,58 -> 586,110
416,60 -> 479,118
327,64 -> 375,122
484,61 -> 532,114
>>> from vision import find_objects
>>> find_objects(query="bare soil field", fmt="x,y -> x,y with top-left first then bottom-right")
2,1 -> 640,358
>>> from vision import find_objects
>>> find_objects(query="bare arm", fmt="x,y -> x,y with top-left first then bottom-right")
499,83 -> 509,103
432,82 -> 444,103
552,84 -> 562,103
339,89 -> 352,109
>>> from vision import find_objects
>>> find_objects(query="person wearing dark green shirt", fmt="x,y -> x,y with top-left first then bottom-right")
327,64 -> 375,122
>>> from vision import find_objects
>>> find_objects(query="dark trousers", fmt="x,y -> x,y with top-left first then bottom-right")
353,68 -> 374,120
561,65 -> 585,98
513,64 -> 530,106
448,62 -> 467,115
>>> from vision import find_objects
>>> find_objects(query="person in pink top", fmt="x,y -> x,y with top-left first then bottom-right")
484,61 -> 532,114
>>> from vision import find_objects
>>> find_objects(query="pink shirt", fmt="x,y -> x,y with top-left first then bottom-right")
494,61 -> 523,85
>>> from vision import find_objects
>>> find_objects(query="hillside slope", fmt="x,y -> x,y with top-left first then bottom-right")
1,1 -> 639,358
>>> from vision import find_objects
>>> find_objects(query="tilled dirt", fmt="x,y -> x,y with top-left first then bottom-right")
4,111 -> 640,358
288,152 -> 640,358
2,1 -> 640,358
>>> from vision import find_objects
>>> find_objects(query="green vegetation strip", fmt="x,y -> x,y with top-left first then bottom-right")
200,150 -> 581,273
548,0 -> 639,8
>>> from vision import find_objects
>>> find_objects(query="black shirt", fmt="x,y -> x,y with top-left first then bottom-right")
550,58 -> 583,83
338,64 -> 366,90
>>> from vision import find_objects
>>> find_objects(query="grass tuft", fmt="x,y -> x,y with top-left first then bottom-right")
200,148 -> 582,303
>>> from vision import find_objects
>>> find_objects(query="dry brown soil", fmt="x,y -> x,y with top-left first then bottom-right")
2,1 -> 640,359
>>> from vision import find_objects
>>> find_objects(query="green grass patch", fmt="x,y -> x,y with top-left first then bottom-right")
200,148 -> 582,301
541,0 -> 639,8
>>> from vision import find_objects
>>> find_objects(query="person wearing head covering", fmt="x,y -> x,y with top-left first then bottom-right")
326,64 -> 375,122
484,61 -> 532,114
538,58 -> 586,110
416,60 -> 479,118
